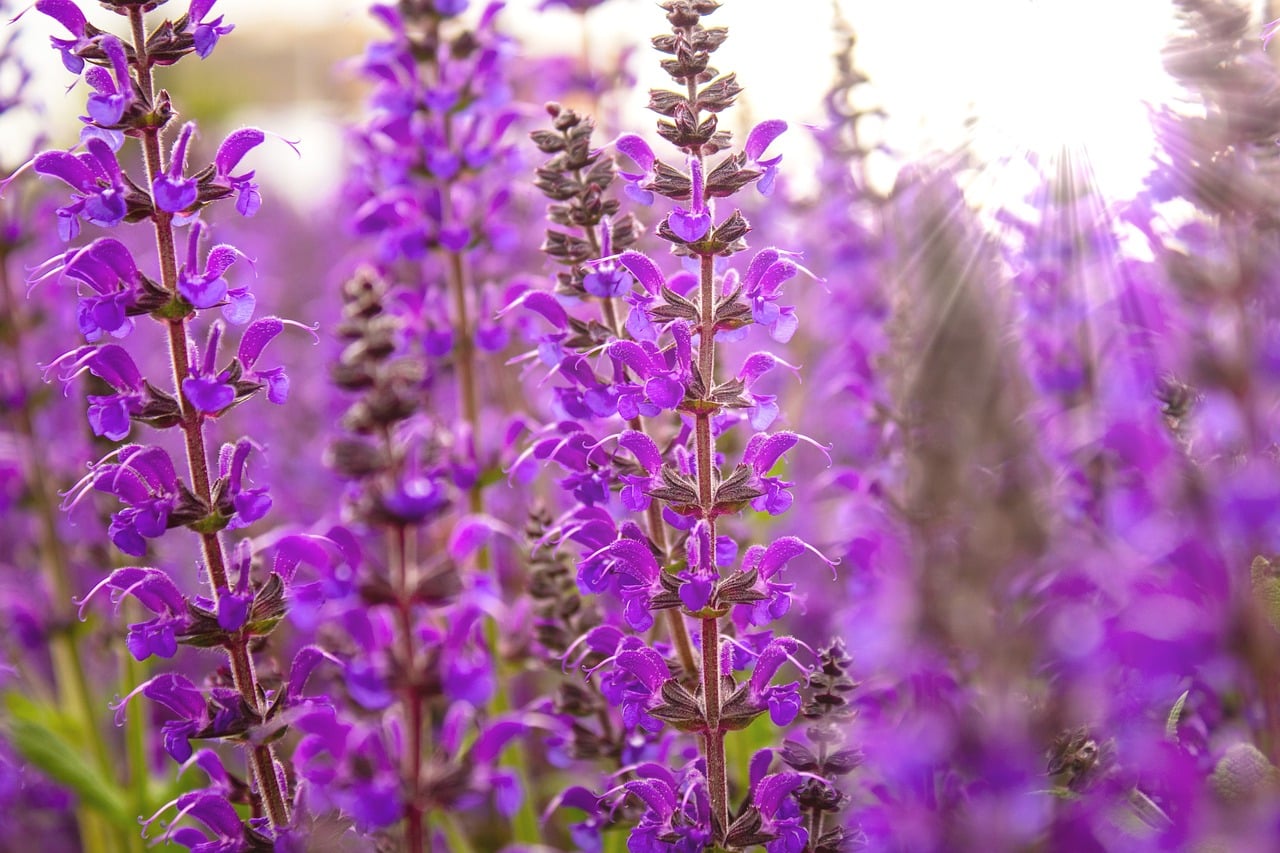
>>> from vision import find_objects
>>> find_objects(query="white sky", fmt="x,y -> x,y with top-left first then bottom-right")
0,0 -> 1222,205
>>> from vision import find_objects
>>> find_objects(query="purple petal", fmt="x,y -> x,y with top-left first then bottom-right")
516,291 -> 568,329
36,0 -> 86,36
759,536 -> 837,580
182,376 -> 235,412
617,430 -> 661,474
679,576 -> 713,611
216,589 -> 250,631
645,375 -> 682,409
153,175 -> 198,212
744,119 -> 787,162
668,208 -> 711,243
608,340 -> 656,377
237,316 -> 284,368
33,150 -> 93,191
755,772 -> 804,819
615,647 -> 670,693
141,673 -> 206,721
615,133 -> 655,171
617,251 -> 666,294
179,273 -> 228,309
286,645 -> 339,704
215,128 -> 265,177
471,719 -> 528,764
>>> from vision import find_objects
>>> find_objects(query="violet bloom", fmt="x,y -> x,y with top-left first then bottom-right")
34,0 -> 92,73
115,673 -> 216,762
615,133 -> 657,205
64,444 -> 199,556
668,156 -> 711,243
153,122 -> 200,212
744,637 -> 809,726
216,438 -> 271,529
739,536 -> 838,627
212,128 -> 268,216
182,316 -> 313,412
32,237 -> 147,340
744,119 -> 787,196
33,137 -> 129,239
742,430 -> 829,516
46,344 -> 150,440
84,35 -> 134,126
78,567 -> 189,660
606,764 -> 712,852
185,0 -> 235,59
177,220 -> 253,315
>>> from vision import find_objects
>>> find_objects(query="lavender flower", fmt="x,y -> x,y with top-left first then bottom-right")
522,2 -> 844,848
13,0 -> 328,845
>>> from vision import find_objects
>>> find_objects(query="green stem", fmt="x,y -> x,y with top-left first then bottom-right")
119,642 -> 149,853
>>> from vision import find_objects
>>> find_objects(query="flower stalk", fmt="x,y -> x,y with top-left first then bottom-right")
124,8 -> 288,829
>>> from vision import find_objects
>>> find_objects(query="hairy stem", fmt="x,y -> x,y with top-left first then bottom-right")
391,524 -> 427,852
128,8 -> 289,831
691,153 -> 727,834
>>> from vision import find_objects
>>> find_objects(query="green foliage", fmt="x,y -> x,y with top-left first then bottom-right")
3,692 -> 130,827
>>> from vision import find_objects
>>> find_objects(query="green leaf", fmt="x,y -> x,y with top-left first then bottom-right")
1166,689 -> 1189,742
4,694 -> 130,827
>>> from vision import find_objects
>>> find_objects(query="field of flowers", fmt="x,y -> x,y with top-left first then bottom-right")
3,0 -> 1280,850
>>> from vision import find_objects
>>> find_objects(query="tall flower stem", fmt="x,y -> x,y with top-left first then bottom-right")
127,8 -> 289,832
445,248 -> 482,515
694,247 -> 728,835
390,523 -> 428,851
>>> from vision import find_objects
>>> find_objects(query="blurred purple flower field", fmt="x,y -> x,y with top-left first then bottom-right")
4,0 -> 1280,850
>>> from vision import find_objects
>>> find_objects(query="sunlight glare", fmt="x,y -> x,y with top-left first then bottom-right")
967,0 -> 1180,200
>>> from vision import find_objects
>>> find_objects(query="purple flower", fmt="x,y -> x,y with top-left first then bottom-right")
217,439 -> 271,528
33,137 -> 129,239
606,764 -> 712,852
744,120 -> 787,196
143,790 -> 247,850
178,220 -> 253,315
182,317 -> 314,413
46,344 -> 148,440
743,431 -> 830,516
668,156 -> 710,243
740,248 -> 818,344
212,128 -> 268,217
582,225 -> 636,298
65,444 -> 193,556
186,0 -> 236,59
582,535 -> 665,630
740,536 -> 838,626
608,339 -> 686,419
182,322 -> 237,412
115,673 -> 211,761
78,567 -> 189,660
737,351 -> 801,431
615,133 -> 657,205
32,237 -> 145,339
748,637 -> 809,726
34,0 -> 91,74
753,772 -> 809,853
153,122 -> 200,212
83,36 -> 133,126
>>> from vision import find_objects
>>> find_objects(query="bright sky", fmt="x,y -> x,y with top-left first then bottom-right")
3,0 -> 1192,205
